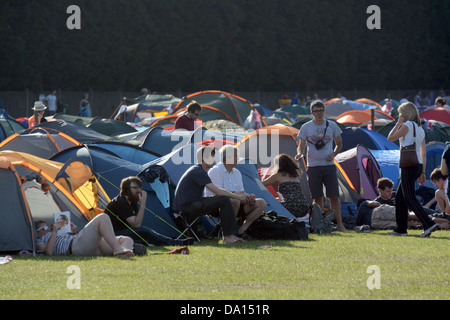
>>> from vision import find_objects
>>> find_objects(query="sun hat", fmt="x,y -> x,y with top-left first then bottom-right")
32,101 -> 47,111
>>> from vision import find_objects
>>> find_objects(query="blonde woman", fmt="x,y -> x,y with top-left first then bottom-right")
387,102 -> 438,237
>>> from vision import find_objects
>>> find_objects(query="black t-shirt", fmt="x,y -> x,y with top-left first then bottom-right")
374,195 -> 395,206
173,164 -> 212,212
105,194 -> 138,231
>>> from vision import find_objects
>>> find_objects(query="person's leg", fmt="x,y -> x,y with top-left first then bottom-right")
394,175 -> 409,234
329,196 -> 345,231
187,197 -> 241,243
323,166 -> 346,231
238,198 -> 266,235
72,214 -> 133,256
400,166 -> 437,232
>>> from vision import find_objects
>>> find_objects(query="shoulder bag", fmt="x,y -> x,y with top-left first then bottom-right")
399,121 -> 420,168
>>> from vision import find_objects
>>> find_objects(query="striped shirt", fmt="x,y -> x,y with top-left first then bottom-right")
38,232 -> 73,255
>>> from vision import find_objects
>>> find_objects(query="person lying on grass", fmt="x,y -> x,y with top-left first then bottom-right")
35,213 -> 134,258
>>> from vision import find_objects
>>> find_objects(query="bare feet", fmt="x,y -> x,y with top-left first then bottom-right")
223,235 -> 245,244
114,249 -> 135,258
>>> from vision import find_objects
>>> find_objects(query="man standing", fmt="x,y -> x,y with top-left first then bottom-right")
204,145 -> 266,237
105,176 -> 193,247
45,90 -> 58,116
173,146 -> 249,244
174,101 -> 202,131
296,100 -> 346,231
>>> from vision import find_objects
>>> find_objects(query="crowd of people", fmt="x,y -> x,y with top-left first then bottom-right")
30,97 -> 449,258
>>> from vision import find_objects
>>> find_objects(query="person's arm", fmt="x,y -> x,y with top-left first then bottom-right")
205,183 -> 249,203
387,117 -> 408,142
44,222 -> 63,256
419,138 -> 427,185
261,173 -> 280,186
440,156 -> 448,176
326,135 -> 343,162
126,191 -> 147,228
296,138 -> 307,160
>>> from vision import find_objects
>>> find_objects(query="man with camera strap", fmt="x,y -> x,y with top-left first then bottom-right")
296,100 -> 346,231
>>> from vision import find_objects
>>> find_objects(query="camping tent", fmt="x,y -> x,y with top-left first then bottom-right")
335,145 -> 383,200
50,145 -> 182,238
325,100 -> 381,117
0,127 -> 81,159
341,127 -> 399,152
0,117 -> 25,142
91,141 -> 159,165
420,107 -> 450,125
336,110 -> 394,126
36,119 -> 110,144
236,124 -> 299,168
87,119 -> 137,136
0,151 -> 110,253
172,90 -> 266,127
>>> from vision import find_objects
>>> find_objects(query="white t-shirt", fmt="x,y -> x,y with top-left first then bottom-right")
400,121 -> 425,164
46,94 -> 57,112
298,120 -> 342,167
204,163 -> 244,197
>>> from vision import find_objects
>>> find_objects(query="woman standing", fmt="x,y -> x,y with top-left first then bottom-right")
387,102 -> 438,237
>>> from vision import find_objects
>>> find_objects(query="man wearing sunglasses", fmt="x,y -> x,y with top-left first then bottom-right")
105,176 -> 194,247
296,100 -> 346,232
174,100 -> 202,131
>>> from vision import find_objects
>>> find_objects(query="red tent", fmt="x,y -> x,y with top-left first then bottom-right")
420,108 -> 450,125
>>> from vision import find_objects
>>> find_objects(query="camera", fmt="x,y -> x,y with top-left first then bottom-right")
314,139 -> 326,150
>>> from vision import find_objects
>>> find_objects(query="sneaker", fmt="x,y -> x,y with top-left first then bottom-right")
387,230 -> 408,236
419,223 -> 439,237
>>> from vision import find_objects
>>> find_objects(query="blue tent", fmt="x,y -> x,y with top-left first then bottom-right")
92,141 -> 159,165
370,142 -> 446,191
50,145 -> 181,238
341,127 -> 399,152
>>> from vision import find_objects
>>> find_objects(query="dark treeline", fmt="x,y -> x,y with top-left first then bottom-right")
1,0 -> 449,93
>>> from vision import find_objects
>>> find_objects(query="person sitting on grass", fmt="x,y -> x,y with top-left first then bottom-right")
356,178 -> 422,230
35,213 -> 134,258
429,168 -> 450,229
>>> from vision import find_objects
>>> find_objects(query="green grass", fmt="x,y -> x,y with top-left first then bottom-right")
1,230 -> 448,300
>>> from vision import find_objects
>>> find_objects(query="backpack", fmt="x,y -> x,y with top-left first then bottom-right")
309,203 -> 334,234
247,212 -> 308,240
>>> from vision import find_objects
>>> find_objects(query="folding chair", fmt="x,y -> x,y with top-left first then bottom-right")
201,215 -> 222,240
174,212 -> 202,242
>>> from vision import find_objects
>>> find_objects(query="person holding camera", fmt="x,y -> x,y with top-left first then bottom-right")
296,100 -> 346,231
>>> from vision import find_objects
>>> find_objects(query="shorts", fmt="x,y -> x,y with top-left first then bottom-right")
307,165 -> 339,199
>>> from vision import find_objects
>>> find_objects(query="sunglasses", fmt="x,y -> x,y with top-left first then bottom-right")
312,109 -> 325,113
37,225 -> 49,232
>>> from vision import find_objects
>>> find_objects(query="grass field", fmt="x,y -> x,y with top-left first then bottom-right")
1,229 -> 448,301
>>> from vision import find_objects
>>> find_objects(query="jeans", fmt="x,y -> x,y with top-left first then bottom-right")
395,164 -> 436,233
184,196 -> 238,236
